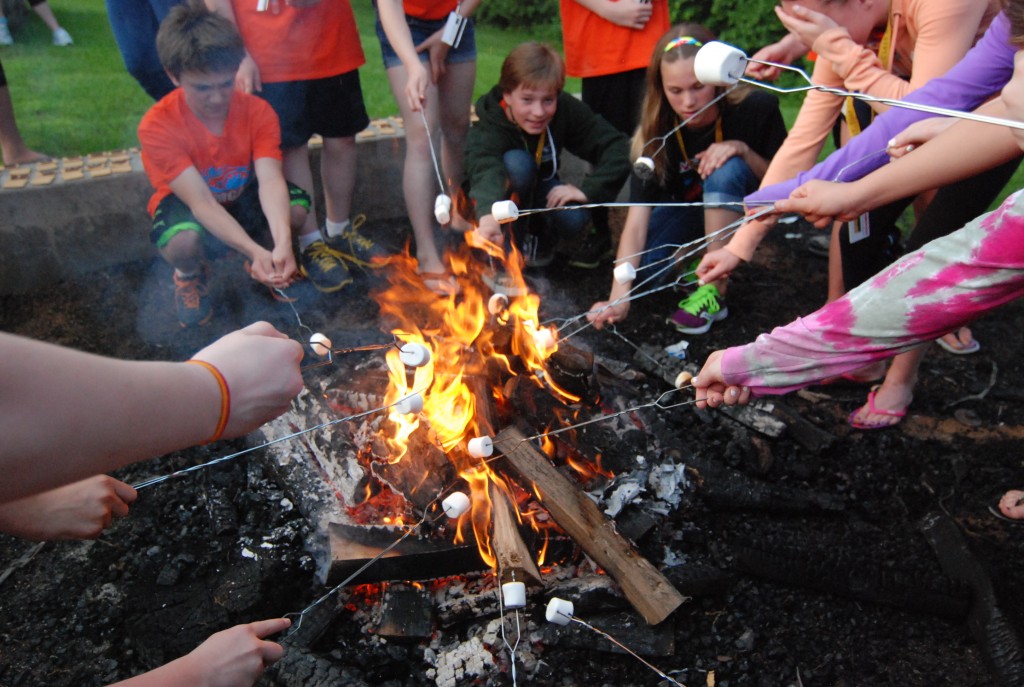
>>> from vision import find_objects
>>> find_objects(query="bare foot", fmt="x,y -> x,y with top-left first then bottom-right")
999,490 -> 1024,520
848,382 -> 913,429
937,327 -> 979,354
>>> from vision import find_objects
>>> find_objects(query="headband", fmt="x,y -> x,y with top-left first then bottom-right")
664,36 -> 703,53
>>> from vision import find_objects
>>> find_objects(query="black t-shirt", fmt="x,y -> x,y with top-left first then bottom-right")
630,90 -> 787,204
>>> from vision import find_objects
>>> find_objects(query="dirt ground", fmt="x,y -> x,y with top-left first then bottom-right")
1,215 -> 1023,687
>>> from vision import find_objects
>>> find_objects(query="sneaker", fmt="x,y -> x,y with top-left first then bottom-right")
0,20 -> 13,46
807,233 -> 830,258
668,283 -> 728,335
324,215 -> 389,270
300,240 -> 353,292
173,267 -> 212,328
678,256 -> 702,287
52,28 -> 73,46
567,229 -> 613,269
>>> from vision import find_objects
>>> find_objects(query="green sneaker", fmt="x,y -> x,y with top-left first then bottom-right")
668,283 -> 728,335
324,215 -> 389,271
173,266 -> 212,328
679,256 -> 702,287
300,240 -> 353,293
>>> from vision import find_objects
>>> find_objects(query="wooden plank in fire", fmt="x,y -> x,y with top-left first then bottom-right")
496,427 -> 686,625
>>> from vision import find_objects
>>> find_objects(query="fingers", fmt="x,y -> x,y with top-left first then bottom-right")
250,617 -> 292,639
239,321 -> 289,339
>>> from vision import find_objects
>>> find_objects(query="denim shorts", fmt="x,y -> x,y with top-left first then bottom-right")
374,10 -> 476,70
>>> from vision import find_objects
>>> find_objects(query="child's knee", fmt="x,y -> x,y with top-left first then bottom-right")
703,157 -> 757,200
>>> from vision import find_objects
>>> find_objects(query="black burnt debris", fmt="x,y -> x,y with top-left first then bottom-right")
2,215 -> 1024,687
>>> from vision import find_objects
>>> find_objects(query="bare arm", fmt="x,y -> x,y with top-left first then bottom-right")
571,0 -> 653,29
587,205 -> 652,328
0,322 -> 304,502
204,0 -> 262,92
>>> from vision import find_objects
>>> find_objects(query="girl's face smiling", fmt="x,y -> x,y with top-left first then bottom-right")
660,57 -> 718,128
503,84 -> 558,135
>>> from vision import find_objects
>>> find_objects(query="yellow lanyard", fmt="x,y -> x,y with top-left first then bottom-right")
533,129 -> 547,166
675,117 -> 723,170
844,15 -> 894,136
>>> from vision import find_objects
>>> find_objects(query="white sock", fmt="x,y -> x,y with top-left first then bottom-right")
174,268 -> 198,279
324,218 -> 351,238
297,231 -> 323,251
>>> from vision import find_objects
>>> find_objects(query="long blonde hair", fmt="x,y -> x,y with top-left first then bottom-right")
632,24 -> 749,183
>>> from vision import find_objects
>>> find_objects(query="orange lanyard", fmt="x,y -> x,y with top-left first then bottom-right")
675,117 -> 723,169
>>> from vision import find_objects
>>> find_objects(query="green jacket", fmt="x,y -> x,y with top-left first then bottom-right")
464,85 -> 630,221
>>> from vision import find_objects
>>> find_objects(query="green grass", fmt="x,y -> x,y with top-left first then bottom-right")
3,0 -> 575,157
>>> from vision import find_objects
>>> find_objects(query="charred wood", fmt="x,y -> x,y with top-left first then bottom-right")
376,584 -> 434,640
685,453 -> 843,514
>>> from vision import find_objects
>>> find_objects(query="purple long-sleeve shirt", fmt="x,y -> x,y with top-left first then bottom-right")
745,12 -> 1016,206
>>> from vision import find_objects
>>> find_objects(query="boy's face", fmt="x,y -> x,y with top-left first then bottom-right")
503,84 -> 558,135
171,68 -> 237,123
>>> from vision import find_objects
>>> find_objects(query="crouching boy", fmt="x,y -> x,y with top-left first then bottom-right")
139,0 -> 351,328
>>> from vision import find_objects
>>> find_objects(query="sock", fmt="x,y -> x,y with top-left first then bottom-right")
324,218 -> 351,238
297,231 -> 323,251
174,268 -> 198,280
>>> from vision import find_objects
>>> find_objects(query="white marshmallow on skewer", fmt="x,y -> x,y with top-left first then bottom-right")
613,262 -> 637,285
441,491 -> 471,519
309,333 -> 332,357
545,597 -> 574,625
694,41 -> 748,86
394,392 -> 424,415
467,435 -> 494,459
399,342 -> 431,368
491,200 -> 520,224
434,193 -> 453,225
502,581 -> 527,609
633,156 -> 655,180
488,292 -> 509,315
533,328 -> 556,352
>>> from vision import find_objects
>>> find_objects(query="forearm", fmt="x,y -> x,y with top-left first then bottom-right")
0,333 -> 222,502
757,87 -> 840,189
192,198 -> 264,259
255,166 -> 294,249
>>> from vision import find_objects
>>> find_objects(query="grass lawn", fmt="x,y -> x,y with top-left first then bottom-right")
3,0 -> 1021,208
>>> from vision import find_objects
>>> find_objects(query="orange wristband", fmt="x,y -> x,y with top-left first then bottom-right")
186,359 -> 231,443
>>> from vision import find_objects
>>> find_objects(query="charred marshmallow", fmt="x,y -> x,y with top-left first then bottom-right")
488,293 -> 509,315
613,262 -> 637,285
675,371 -> 694,388
467,435 -> 494,459
394,392 -> 424,415
434,194 -> 453,225
633,156 -> 655,180
399,342 -> 431,368
545,597 -> 574,625
442,491 -> 471,519
309,333 -> 332,357
502,581 -> 526,609
491,200 -> 520,224
694,41 -> 748,87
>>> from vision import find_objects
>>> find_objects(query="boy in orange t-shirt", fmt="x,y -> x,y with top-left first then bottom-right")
139,0 -> 351,328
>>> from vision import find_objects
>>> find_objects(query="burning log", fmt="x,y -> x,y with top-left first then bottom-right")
490,483 -> 543,584
495,427 -> 686,625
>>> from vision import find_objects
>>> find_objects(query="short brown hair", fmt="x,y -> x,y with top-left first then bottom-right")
156,0 -> 245,79
498,42 -> 566,95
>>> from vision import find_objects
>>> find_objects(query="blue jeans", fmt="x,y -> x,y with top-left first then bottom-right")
502,149 -> 590,242
641,156 -> 758,273
106,0 -> 181,100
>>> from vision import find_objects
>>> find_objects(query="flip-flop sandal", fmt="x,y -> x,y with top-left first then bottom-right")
847,385 -> 908,430
936,334 -> 981,355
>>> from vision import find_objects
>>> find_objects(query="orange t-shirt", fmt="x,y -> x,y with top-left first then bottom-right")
559,0 -> 670,78
402,0 -> 457,22
230,0 -> 364,83
139,88 -> 282,217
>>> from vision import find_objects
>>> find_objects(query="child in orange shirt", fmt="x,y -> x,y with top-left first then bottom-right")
139,0 -> 350,328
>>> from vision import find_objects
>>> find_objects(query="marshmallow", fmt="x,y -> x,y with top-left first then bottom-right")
633,156 -> 655,180
694,41 -> 748,86
309,333 -> 332,357
399,342 -> 431,368
545,597 -> 574,625
675,370 -> 694,388
434,194 -> 453,225
613,262 -> 637,285
532,328 -> 556,352
491,200 -> 520,224
394,392 -> 424,415
502,581 -> 526,609
467,435 -> 494,459
488,293 -> 509,315
442,491 -> 471,519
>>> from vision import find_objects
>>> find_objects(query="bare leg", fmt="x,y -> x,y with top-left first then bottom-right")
30,1 -> 62,32
436,60 -> 474,196
159,230 -> 203,274
320,136 -> 357,224
0,85 -> 48,165
282,144 -> 320,240
385,63 -> 446,275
